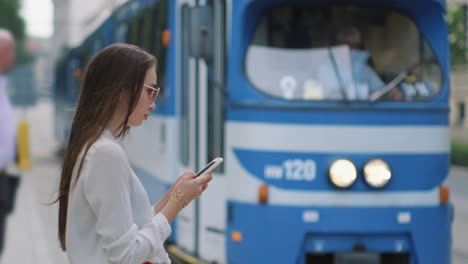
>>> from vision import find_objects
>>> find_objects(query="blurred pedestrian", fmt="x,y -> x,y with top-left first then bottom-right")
0,28 -> 17,256
55,43 -> 212,264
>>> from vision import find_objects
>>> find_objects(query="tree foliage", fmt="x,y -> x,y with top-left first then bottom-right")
0,0 -> 24,39
0,0 -> 34,64
448,4 -> 468,65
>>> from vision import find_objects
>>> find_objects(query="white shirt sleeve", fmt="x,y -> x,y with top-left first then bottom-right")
0,78 -> 16,169
83,142 -> 171,264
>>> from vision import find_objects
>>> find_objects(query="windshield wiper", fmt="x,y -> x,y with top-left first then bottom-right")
328,47 -> 348,101
369,59 -> 436,102
369,71 -> 408,101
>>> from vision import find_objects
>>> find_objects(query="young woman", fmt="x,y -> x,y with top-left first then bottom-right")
56,43 -> 212,264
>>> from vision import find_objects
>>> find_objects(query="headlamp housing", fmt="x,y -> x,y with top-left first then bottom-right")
329,159 -> 357,188
363,159 -> 392,188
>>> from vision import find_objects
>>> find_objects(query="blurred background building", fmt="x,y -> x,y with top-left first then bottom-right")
451,65 -> 468,141
447,1 -> 468,142
52,0 -> 127,50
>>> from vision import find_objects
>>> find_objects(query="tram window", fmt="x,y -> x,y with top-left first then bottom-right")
117,24 -> 128,43
137,14 -> 145,46
141,8 -> 152,51
150,5 -> 158,55
179,4 -> 191,166
151,0 -> 168,103
128,16 -> 139,45
92,39 -> 102,55
206,0 -> 226,172
69,59 -> 81,101
76,48 -> 92,92
246,5 -> 443,102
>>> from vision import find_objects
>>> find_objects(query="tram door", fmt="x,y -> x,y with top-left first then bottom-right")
177,0 -> 226,262
176,1 -> 198,255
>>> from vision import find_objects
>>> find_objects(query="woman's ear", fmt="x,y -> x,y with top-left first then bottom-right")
116,92 -> 130,115
118,90 -> 130,105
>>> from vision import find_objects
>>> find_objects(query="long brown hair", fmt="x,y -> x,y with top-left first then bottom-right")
56,43 -> 156,251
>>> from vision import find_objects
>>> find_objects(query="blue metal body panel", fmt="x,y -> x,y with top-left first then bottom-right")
227,201 -> 453,264
233,148 -> 449,191
227,106 -> 449,125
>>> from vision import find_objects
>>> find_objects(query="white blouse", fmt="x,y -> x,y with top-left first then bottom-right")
0,75 -> 16,169
66,130 -> 171,264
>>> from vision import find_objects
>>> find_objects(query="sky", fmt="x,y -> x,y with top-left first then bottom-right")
20,0 -> 54,38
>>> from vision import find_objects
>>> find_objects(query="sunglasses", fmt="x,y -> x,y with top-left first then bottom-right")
144,84 -> 160,102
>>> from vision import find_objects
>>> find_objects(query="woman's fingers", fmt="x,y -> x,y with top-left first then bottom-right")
183,171 -> 196,180
171,171 -> 212,202
194,173 -> 213,186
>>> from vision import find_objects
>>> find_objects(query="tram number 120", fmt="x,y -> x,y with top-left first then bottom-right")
264,159 -> 316,181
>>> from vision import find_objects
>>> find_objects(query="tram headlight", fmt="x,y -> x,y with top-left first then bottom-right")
363,159 -> 392,188
329,159 -> 357,188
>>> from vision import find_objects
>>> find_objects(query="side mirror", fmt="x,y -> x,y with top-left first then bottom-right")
189,5 -> 213,64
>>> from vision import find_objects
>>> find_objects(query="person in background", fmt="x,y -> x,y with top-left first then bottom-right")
55,43 -> 213,264
335,25 -> 387,100
0,28 -> 16,257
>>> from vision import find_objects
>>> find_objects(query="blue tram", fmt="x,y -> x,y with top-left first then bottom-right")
54,0 -> 453,263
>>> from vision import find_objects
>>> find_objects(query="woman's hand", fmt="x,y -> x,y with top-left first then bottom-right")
173,171 -> 212,203
160,171 -> 212,223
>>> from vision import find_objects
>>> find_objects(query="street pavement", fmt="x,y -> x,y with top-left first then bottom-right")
447,166 -> 468,264
0,99 -> 466,264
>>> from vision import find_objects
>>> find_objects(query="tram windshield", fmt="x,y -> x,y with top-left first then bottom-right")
246,5 -> 443,102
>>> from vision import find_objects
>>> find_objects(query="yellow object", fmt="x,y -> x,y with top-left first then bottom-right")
17,119 -> 30,169
162,29 -> 171,47
439,185 -> 449,204
231,231 -> 243,242
73,68 -> 82,79
404,75 -> 417,82
166,245 -> 208,264
258,184 -> 268,204
302,79 -> 324,100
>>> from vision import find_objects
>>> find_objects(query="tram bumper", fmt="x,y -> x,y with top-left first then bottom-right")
226,201 -> 453,264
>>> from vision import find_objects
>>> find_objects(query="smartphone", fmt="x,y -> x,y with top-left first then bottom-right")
196,157 -> 224,177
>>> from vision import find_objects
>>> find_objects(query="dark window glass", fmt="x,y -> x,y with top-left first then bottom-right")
179,5 -> 190,166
